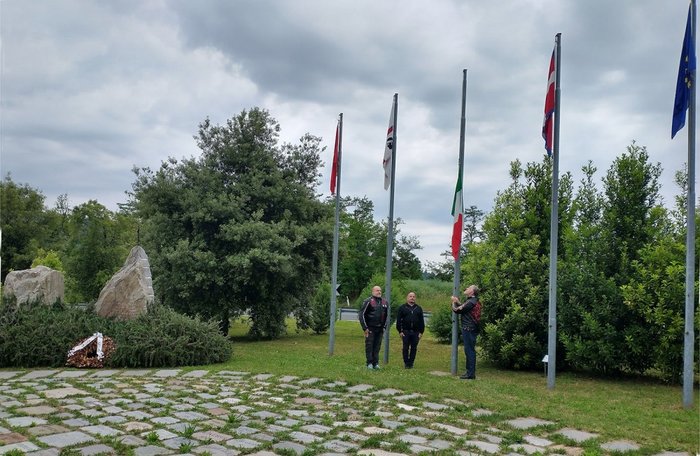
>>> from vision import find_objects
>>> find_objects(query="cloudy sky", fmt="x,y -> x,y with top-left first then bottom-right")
1,0 -> 696,266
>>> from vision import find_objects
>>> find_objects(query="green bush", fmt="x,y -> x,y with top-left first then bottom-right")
108,305 -> 232,367
0,300 -> 232,368
0,299 -> 107,368
428,303 -> 456,344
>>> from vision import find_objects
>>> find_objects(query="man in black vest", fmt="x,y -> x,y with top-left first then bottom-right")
452,285 -> 480,379
359,285 -> 388,369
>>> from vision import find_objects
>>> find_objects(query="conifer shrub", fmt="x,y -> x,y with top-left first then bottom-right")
108,304 -> 232,367
0,300 -> 232,368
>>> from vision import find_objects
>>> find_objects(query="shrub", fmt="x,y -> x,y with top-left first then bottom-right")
108,304 -> 232,367
0,299 -> 108,368
0,300 -> 232,368
428,303 -> 455,344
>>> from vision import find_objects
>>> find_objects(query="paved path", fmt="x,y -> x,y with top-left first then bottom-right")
0,369 -> 688,455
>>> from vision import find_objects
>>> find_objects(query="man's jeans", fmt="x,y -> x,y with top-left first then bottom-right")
461,329 -> 478,378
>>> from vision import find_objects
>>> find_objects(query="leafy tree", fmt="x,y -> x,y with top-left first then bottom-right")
31,249 -> 64,271
63,201 -> 135,302
477,158 -> 573,369
131,109 -> 332,338
0,175 -> 50,280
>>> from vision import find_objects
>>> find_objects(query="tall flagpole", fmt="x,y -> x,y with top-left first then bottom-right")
547,33 -> 562,390
383,93 -> 398,365
682,0 -> 696,409
451,70 -> 467,375
329,114 -> 343,356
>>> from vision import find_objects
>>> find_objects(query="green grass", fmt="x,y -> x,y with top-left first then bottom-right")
208,318 -> 699,453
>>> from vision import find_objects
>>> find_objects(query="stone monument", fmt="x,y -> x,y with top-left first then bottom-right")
94,246 -> 154,320
3,265 -> 65,305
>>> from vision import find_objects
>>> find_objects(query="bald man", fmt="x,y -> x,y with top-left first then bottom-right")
359,285 -> 389,369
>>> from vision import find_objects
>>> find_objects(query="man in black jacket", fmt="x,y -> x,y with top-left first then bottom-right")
451,285 -> 480,379
396,292 -> 425,369
359,286 -> 388,369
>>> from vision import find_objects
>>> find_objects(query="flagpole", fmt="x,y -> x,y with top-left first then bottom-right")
451,70 -> 467,375
329,113 -> 343,356
383,93 -> 398,365
682,0 -> 696,409
547,33 -> 561,390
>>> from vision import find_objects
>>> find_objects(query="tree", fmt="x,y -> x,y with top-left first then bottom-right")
0,175 -> 50,280
131,109 -> 332,338
477,158 -> 573,369
63,200 -> 135,302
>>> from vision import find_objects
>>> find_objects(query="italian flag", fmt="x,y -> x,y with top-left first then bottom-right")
451,172 -> 463,260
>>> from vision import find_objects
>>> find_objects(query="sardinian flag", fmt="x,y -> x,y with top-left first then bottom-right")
383,98 -> 396,190
542,49 -> 556,156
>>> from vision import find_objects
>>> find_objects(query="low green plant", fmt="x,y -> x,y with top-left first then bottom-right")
181,424 -> 196,438
145,431 -> 159,443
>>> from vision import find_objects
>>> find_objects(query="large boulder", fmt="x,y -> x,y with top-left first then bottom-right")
94,246 -> 154,320
3,265 -> 65,305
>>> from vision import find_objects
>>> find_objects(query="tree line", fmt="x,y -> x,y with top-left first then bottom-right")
2,108 -> 697,381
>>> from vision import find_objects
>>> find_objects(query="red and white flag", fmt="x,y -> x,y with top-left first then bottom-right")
451,172 -> 463,260
383,99 -> 396,190
542,49 -> 556,156
330,121 -> 340,195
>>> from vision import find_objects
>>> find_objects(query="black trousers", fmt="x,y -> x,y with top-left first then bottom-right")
365,328 -> 384,365
401,330 -> 420,367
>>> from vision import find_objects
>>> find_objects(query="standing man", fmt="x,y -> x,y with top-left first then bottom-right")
359,285 -> 389,370
451,285 -> 481,379
396,292 -> 425,369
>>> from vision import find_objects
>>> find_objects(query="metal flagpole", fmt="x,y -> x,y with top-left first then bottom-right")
451,70 -> 467,375
547,33 -> 562,390
383,93 -> 398,365
329,114 -> 343,356
682,0 -> 696,409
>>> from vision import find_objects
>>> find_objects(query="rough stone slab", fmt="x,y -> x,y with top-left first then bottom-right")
505,417 -> 554,429
347,384 -> 374,393
299,424 -> 332,434
423,402 -> 449,410
398,434 -> 427,444
151,417 -> 180,425
0,372 -> 22,380
133,445 -> 173,456
193,443 -> 241,456
405,426 -> 438,436
16,405 -> 57,415
42,386 -> 90,399
523,435 -> 553,446
396,403 -> 418,411
0,432 -> 27,444
374,388 -> 402,396
289,431 -> 322,444
89,370 -> 121,377
121,370 -> 152,377
232,426 -> 258,436
117,435 -> 147,446
427,439 -> 452,450
323,439 -> 359,452
55,371 -> 90,378
192,430 -> 232,442
37,431 -> 95,448
27,424 -> 70,436
601,440 -> 640,452
556,428 -> 599,443
182,370 -> 209,378
174,411 -> 209,421
63,418 -> 91,427
509,443 -> 546,455
79,444 -> 116,456
6,416 -> 47,427
363,427 -> 392,435
464,440 -> 501,454
143,429 -> 178,441
19,370 -> 59,380
273,441 -> 307,455
26,448 -> 60,456
433,423 -> 468,435
357,450 -> 409,456
81,424 -> 123,436
0,441 -> 41,453
153,370 -> 180,377
161,436 -> 197,450
225,438 -> 262,449
471,408 -> 493,417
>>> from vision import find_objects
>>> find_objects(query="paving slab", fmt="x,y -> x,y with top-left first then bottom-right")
601,440 -> 640,452
0,441 -> 41,453
504,417 -> 554,429
36,430 -> 95,448
133,445 -> 173,456
192,443 -> 240,456
556,427 -> 600,442
273,441 -> 307,455
79,443 -> 116,455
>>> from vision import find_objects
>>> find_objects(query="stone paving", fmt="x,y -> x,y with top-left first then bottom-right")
0,369 -> 690,455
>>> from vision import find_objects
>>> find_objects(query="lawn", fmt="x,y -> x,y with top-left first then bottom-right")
208,319 -> 700,453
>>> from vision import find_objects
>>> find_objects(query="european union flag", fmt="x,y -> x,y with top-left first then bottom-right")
672,5 -> 696,139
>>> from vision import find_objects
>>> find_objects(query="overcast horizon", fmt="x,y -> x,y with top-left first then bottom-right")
1,0 -> 697,266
